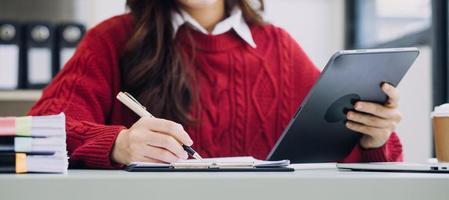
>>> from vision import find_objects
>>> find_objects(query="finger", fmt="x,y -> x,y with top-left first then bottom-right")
345,121 -> 390,139
142,156 -> 165,164
127,148 -> 165,164
354,101 -> 398,120
129,155 -> 164,164
382,83 -> 399,108
346,111 -> 396,129
140,117 -> 193,146
146,132 -> 188,159
143,145 -> 180,163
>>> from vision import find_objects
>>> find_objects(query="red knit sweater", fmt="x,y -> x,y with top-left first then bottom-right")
28,14 -> 403,169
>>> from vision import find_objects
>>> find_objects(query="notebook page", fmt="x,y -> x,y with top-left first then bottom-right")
129,157 -> 256,167
129,157 -> 289,168
179,156 -> 255,163
128,162 -> 169,167
254,159 -> 290,167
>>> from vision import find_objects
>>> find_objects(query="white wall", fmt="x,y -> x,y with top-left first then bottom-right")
75,0 -> 127,28
396,47 -> 433,162
265,0 -> 345,69
76,0 -> 432,162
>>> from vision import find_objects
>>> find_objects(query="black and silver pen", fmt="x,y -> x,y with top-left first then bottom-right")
117,92 -> 203,160
182,145 -> 202,160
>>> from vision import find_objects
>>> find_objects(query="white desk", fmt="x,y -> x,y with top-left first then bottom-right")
1,168 -> 448,200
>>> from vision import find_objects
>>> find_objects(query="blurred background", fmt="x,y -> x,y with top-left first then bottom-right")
0,0 -> 442,163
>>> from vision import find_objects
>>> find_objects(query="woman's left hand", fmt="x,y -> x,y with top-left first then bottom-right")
345,83 -> 402,149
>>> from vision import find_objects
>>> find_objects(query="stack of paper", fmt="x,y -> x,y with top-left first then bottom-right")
0,113 -> 68,173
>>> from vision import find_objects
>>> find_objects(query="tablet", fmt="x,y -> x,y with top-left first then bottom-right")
267,47 -> 419,163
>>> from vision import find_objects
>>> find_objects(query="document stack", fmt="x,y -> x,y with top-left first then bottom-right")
0,113 -> 68,173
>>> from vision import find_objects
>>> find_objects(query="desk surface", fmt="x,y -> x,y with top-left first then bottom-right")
1,168 -> 449,200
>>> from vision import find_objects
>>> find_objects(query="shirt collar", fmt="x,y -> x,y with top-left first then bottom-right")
172,7 -> 257,48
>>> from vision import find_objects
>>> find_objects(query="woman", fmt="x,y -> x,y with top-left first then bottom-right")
29,0 -> 403,168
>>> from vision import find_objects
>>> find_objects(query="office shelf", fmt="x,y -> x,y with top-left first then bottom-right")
0,90 -> 42,101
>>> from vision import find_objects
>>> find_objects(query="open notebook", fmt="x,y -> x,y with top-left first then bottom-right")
126,157 -> 293,172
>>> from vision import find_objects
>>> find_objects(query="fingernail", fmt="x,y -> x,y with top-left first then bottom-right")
346,122 -> 351,128
355,103 -> 362,110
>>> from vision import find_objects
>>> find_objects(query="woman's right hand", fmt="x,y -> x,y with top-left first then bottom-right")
111,117 -> 193,165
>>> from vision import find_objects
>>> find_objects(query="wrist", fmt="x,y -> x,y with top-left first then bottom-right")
112,129 -> 130,165
360,132 -> 391,149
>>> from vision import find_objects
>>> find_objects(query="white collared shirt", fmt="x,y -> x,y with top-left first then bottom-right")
172,7 -> 257,48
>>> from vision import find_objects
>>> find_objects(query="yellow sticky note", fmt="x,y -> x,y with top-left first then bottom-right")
15,116 -> 32,136
16,153 -> 27,174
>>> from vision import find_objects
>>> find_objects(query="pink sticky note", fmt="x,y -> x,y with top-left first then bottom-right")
0,117 -> 16,136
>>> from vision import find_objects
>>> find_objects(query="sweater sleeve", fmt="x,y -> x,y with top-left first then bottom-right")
28,45 -> 125,169
342,132 -> 403,163
281,27 -> 404,163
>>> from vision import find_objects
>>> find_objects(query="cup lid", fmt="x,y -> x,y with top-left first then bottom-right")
431,104 -> 449,118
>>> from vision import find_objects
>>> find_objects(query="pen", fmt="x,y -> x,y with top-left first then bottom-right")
116,92 -> 203,160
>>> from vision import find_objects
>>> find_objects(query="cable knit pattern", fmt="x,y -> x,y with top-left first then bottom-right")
230,51 -> 246,154
28,14 -> 403,169
276,28 -> 293,134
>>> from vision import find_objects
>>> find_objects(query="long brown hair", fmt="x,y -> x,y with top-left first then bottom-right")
121,0 -> 264,125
